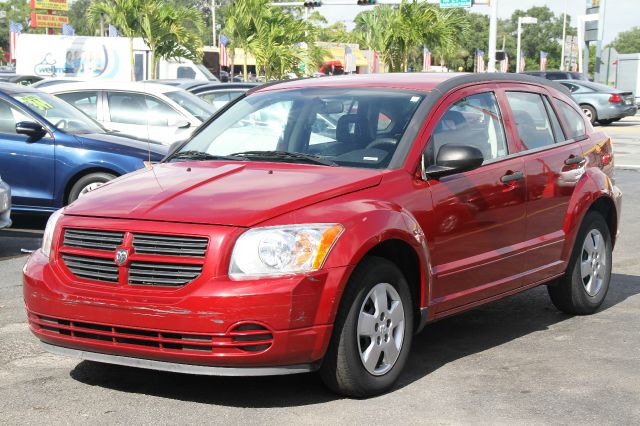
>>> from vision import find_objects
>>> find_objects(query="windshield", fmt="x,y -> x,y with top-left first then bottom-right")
164,90 -> 216,122
15,91 -> 105,134
196,64 -> 220,82
175,88 -> 424,169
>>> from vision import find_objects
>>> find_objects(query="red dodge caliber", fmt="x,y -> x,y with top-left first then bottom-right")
24,73 -> 622,397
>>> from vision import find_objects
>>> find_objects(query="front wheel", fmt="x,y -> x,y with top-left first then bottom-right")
581,104 -> 597,125
68,172 -> 116,204
319,256 -> 413,397
547,212 -> 612,315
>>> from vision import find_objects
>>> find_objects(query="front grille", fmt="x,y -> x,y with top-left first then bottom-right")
61,254 -> 119,283
30,313 -> 274,354
132,233 -> 208,257
59,228 -> 209,288
129,262 -> 203,287
64,229 -> 125,252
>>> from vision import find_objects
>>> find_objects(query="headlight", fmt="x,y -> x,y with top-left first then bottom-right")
42,208 -> 64,258
229,223 -> 344,279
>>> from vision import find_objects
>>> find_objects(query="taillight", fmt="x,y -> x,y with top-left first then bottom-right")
608,94 -> 622,103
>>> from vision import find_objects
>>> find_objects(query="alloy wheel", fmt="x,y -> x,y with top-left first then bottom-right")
581,229 -> 606,297
357,282 -> 405,376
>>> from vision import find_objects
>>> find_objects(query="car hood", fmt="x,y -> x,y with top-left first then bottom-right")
64,161 -> 383,227
75,132 -> 168,159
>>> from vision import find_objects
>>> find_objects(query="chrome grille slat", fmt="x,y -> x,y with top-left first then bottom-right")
129,262 -> 203,287
133,233 -> 208,257
61,254 -> 119,283
63,229 -> 124,252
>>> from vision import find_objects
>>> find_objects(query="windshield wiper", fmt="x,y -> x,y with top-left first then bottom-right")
170,150 -> 247,162
230,150 -> 338,167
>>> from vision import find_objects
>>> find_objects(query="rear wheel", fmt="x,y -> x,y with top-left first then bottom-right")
547,212 -> 612,315
319,256 -> 413,397
581,104 -> 597,125
68,172 -> 116,204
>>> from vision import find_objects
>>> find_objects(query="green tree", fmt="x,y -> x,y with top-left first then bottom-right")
68,0 -> 100,36
1,0 -> 44,52
88,0 -> 142,80
609,27 -> 640,54
139,0 -> 205,79
223,0 -> 262,81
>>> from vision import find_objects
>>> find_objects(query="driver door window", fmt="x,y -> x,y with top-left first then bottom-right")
428,92 -> 508,165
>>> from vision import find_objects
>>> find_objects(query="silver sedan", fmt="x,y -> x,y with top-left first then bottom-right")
0,176 -> 11,229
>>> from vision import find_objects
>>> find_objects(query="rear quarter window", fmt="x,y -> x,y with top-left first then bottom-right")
556,100 -> 586,140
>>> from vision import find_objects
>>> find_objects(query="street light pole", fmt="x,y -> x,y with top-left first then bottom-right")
211,0 -> 217,47
560,0 -> 568,71
516,16 -> 537,73
487,0 -> 498,73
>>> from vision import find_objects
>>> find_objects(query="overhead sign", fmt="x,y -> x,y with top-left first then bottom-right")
30,0 -> 68,11
32,13 -> 69,28
440,0 -> 472,8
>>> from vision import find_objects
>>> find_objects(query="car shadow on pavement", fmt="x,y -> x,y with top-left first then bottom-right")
69,273 -> 640,406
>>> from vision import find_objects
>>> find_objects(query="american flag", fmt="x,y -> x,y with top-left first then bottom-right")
422,47 -> 431,72
476,49 -> 485,73
62,24 -> 75,36
540,51 -> 548,71
519,52 -> 526,72
9,21 -> 23,61
500,52 -> 509,73
219,34 -> 229,68
108,24 -> 120,37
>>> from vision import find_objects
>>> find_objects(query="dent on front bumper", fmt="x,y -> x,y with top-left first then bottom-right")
24,249 -> 350,372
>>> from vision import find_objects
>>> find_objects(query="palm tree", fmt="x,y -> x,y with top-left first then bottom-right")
139,1 -> 204,79
224,0 -> 264,81
88,0 -> 141,80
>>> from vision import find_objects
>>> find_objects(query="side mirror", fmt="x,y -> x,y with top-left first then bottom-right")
168,118 -> 191,129
15,121 -> 47,140
423,144 -> 484,179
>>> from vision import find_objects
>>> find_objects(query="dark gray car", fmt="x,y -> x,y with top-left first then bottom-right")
558,80 -> 637,125
0,176 -> 11,229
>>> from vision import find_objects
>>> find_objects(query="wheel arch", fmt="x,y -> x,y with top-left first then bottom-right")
63,167 -> 121,204
586,195 -> 618,246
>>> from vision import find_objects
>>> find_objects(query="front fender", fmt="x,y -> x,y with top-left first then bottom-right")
262,197 -> 432,325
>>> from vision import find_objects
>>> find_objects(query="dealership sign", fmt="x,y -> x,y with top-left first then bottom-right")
32,13 -> 69,28
30,0 -> 68,11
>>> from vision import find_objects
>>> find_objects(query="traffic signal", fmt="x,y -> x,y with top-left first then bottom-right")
303,1 -> 321,7
357,0 -> 376,5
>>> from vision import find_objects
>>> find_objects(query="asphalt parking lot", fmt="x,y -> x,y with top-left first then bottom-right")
1,117 -> 639,425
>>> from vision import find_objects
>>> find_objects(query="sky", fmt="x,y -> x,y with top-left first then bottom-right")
320,0 -> 640,46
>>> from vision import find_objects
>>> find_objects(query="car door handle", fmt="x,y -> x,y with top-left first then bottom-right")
564,155 -> 585,165
500,171 -> 524,184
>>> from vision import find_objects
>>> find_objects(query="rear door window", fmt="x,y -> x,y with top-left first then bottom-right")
56,91 -> 99,119
506,92 -> 556,150
556,100 -> 586,139
542,97 -> 565,142
428,92 -> 508,164
107,92 -> 183,126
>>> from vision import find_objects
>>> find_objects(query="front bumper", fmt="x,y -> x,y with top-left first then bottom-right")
0,181 -> 11,229
24,248 -> 350,372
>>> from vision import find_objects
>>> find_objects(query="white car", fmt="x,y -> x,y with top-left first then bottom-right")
40,81 -> 215,145
0,175 -> 11,230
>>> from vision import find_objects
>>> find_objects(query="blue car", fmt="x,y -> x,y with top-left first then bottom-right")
0,83 -> 167,213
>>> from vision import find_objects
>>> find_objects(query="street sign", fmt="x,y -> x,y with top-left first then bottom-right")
439,0 -> 472,8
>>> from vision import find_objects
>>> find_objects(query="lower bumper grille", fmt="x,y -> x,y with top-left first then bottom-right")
29,313 -> 274,354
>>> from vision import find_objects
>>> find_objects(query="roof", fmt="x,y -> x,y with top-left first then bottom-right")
36,80 -> 183,95
0,82 -> 43,95
190,82 -> 259,94
253,72 -> 571,97
145,79 -> 213,90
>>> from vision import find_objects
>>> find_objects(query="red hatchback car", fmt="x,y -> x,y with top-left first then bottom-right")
24,73 -> 621,397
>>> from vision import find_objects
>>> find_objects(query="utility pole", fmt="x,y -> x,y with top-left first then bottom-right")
487,0 -> 498,73
560,0 -> 567,71
211,0 -> 217,47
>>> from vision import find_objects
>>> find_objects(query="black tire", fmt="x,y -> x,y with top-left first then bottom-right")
598,119 -> 613,126
68,172 -> 116,204
547,212 -> 612,315
581,104 -> 597,125
319,256 -> 414,397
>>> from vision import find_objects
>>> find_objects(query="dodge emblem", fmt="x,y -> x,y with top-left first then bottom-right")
115,248 -> 129,266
